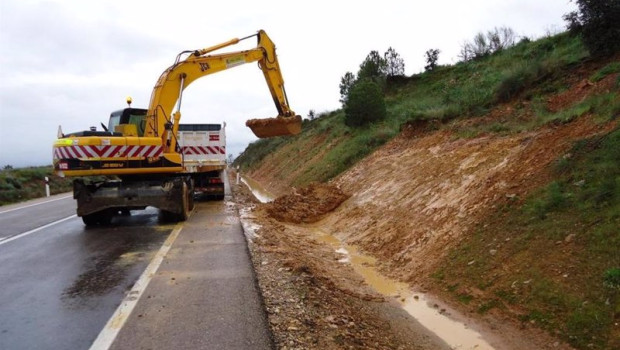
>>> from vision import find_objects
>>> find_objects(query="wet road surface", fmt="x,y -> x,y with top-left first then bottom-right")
107,179 -> 273,349
0,195 -> 173,350
1,174 -> 273,350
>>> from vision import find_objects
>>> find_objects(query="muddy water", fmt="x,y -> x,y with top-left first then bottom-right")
240,176 -> 275,203
316,230 -> 495,350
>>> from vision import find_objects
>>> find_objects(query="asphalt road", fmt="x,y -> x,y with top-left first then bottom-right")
0,195 -> 172,350
0,176 -> 272,350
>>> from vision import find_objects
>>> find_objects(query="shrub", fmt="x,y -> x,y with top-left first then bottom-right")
495,62 -> 541,102
459,26 -> 517,61
603,268 -> 620,290
344,79 -> 386,127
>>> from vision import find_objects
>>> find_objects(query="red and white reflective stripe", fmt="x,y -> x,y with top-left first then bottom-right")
181,146 -> 225,155
53,145 -> 163,160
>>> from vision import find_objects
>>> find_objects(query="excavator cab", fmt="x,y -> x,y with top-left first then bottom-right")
108,108 -> 148,137
246,115 -> 302,138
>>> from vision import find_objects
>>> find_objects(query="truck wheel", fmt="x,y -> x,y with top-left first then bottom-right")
178,182 -> 190,221
82,210 -> 113,226
82,213 -> 99,226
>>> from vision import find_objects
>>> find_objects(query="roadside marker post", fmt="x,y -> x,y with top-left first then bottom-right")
45,177 -> 50,197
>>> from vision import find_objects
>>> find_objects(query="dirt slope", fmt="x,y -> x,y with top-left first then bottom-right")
231,178 -> 451,350
242,68 -> 618,348
323,115 -> 616,283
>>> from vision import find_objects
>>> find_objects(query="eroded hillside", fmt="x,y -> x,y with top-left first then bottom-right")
236,34 -> 619,349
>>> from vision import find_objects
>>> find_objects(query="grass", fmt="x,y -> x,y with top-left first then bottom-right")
0,166 -> 73,205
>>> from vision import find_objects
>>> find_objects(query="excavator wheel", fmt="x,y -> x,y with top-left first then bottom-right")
159,181 -> 191,223
246,115 -> 302,138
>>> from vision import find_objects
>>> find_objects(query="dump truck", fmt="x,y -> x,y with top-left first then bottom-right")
178,123 -> 227,200
52,30 -> 301,225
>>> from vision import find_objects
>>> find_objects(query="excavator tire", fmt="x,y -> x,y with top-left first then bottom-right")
246,115 -> 302,138
159,181 -> 190,223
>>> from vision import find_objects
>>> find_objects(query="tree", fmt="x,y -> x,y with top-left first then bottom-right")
424,49 -> 441,71
563,0 -> 620,57
384,47 -> 405,76
357,50 -> 387,81
307,109 -> 316,120
344,79 -> 386,127
339,71 -> 356,105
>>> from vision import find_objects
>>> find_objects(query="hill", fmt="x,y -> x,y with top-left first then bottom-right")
235,32 -> 619,349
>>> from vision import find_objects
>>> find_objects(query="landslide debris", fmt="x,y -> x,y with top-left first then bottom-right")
264,183 -> 349,224
231,175 -> 449,350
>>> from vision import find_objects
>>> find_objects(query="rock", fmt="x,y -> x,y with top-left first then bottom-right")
565,234 -> 576,243
489,249 -> 497,256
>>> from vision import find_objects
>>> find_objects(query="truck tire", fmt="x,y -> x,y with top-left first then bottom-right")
178,182 -> 190,221
82,210 -> 113,226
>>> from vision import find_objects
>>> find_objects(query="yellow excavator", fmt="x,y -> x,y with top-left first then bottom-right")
52,30 -> 301,225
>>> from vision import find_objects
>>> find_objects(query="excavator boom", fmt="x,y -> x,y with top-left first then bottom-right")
146,29 -> 301,150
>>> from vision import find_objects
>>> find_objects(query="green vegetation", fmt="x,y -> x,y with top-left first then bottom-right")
236,32 -> 610,185
0,166 -> 73,205
344,80 -> 386,127
564,0 -> 620,57
436,129 -> 620,349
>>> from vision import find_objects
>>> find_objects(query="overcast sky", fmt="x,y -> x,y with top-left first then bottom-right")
0,0 -> 575,168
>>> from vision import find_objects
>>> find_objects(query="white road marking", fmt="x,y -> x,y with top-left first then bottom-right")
0,195 -> 72,215
0,214 -> 77,246
89,221 -> 186,350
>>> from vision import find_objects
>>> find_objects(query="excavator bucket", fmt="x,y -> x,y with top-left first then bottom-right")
246,115 -> 302,138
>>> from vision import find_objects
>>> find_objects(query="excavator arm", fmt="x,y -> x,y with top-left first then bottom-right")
146,29 -> 301,153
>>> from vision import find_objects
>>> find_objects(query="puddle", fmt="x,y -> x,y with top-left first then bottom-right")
239,206 -> 262,240
316,229 -> 495,350
240,176 -> 275,203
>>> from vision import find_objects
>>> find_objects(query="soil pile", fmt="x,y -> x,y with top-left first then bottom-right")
264,183 -> 349,224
